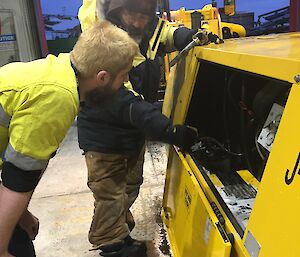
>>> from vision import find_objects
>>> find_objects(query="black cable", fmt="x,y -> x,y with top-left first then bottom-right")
195,137 -> 244,157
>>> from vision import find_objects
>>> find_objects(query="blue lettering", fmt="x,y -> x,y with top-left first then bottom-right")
0,34 -> 16,42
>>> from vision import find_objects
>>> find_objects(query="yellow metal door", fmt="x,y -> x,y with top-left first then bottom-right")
163,148 -> 232,257
244,84 -> 300,257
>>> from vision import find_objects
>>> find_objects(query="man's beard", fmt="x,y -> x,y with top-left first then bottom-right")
85,82 -> 116,107
128,28 -> 143,43
123,25 -> 144,44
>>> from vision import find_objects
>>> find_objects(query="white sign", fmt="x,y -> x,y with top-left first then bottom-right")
0,10 -> 20,66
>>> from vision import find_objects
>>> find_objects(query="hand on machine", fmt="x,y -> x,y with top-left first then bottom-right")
193,29 -> 224,45
169,125 -> 199,152
170,124 -> 244,158
170,29 -> 224,67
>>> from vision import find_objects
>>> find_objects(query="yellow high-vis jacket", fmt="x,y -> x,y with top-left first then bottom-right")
0,53 -> 79,172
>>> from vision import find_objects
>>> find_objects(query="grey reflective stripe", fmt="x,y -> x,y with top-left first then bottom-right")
4,143 -> 49,171
0,104 -> 10,128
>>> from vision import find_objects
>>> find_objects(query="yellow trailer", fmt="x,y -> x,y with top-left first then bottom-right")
162,33 -> 300,257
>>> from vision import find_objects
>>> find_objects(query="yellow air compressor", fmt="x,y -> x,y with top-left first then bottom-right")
169,5 -> 246,39
162,32 -> 300,257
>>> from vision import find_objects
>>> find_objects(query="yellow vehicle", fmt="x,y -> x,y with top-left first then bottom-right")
162,33 -> 300,257
170,5 -> 246,39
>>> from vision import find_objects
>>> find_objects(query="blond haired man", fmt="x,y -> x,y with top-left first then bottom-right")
0,21 -> 138,257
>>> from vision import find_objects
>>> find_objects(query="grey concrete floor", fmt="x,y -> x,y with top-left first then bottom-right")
29,125 -> 172,257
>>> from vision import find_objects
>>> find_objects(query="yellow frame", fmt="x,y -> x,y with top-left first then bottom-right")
162,33 -> 300,257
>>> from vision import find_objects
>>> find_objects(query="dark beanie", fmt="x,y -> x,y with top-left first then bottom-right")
125,0 -> 157,16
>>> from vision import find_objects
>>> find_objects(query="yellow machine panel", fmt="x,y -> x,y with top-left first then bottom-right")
163,149 -> 232,257
162,33 -> 300,257
244,84 -> 300,257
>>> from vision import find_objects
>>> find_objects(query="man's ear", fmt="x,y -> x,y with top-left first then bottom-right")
96,71 -> 111,86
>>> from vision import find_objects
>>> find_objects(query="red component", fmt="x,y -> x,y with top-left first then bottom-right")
290,0 -> 300,32
35,0 -> 49,56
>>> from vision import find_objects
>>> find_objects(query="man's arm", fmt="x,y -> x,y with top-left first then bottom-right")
0,183 -> 32,256
124,99 -> 198,150
172,27 -> 198,51
161,20 -> 197,53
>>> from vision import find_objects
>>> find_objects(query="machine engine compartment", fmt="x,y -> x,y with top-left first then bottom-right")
185,61 -> 291,234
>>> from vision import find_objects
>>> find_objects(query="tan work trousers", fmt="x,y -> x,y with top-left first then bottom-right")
85,147 -> 145,246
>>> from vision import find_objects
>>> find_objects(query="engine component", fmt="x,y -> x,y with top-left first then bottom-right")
257,103 -> 284,152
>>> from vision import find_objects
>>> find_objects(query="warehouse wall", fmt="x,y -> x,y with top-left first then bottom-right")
0,0 -> 43,65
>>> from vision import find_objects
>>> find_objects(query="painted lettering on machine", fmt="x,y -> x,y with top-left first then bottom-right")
285,152 -> 300,185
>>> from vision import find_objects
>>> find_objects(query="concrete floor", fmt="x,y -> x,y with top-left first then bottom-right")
29,124 -> 172,257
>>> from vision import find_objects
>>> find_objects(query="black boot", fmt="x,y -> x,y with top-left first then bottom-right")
99,235 -> 146,257
8,225 -> 36,257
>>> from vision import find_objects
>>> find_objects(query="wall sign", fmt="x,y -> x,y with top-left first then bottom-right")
0,10 -> 20,66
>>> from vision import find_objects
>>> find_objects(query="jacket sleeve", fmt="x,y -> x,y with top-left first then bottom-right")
1,162 -> 42,192
2,86 -> 77,192
123,99 -> 171,141
120,89 -> 198,149
78,0 -> 98,31
159,20 -> 197,52
173,27 -> 198,51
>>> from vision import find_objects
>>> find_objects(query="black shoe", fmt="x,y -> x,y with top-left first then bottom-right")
99,236 -> 147,257
8,226 -> 36,257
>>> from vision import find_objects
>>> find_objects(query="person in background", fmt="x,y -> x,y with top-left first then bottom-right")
0,21 -> 138,257
78,0 -> 200,256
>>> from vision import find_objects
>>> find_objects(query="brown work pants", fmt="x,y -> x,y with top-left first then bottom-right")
85,147 -> 145,247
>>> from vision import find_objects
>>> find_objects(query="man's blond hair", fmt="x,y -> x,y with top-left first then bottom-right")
71,21 -> 138,78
